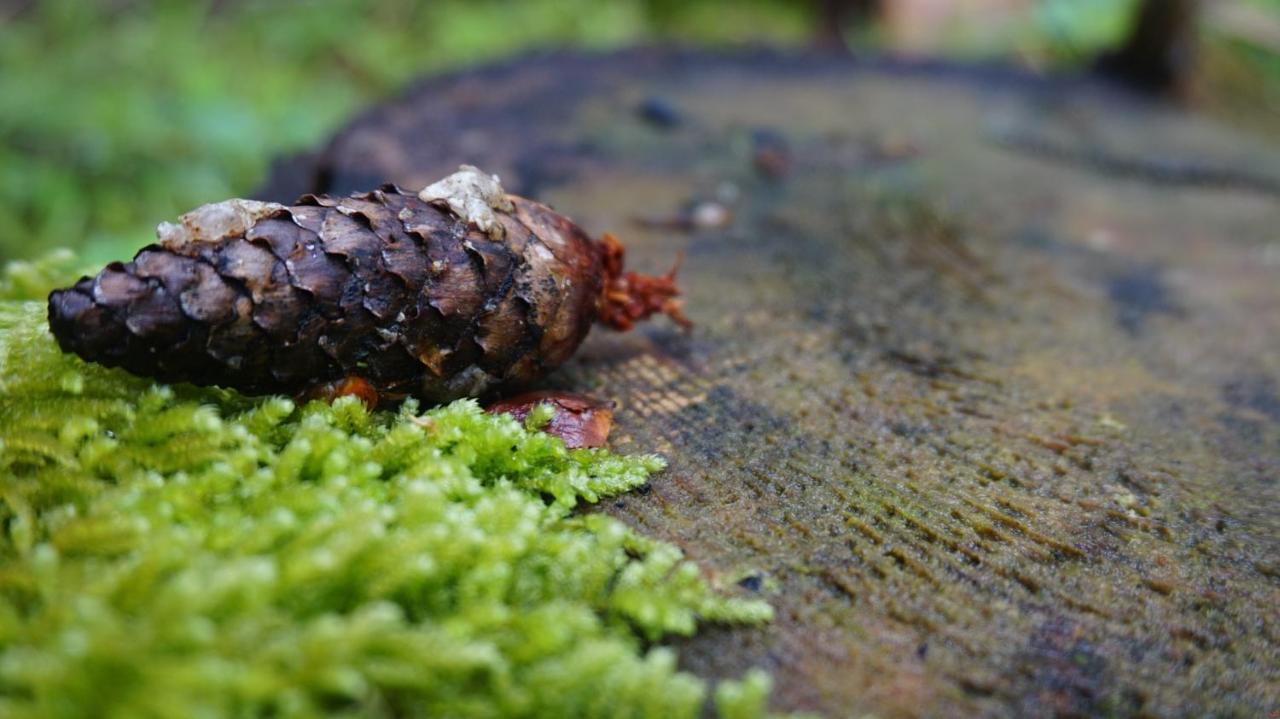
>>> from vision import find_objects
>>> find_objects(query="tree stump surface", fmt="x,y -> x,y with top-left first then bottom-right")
261,50 -> 1280,718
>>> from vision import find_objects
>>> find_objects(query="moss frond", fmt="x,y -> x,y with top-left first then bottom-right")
0,298 -> 781,718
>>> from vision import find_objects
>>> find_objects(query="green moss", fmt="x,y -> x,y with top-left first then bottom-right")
0,250 -> 83,302
0,300 -> 778,717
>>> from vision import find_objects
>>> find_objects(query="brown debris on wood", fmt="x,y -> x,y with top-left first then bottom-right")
299,375 -> 381,410
486,390 -> 615,448
596,233 -> 691,332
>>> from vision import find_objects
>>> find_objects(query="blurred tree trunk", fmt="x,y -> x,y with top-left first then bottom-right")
812,0 -> 882,50
1098,0 -> 1201,98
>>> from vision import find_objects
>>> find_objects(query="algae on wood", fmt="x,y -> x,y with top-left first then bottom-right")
264,50 -> 1280,716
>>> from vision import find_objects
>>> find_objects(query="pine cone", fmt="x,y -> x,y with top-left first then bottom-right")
48,169 -> 681,404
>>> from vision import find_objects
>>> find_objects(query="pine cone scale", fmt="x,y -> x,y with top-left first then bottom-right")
179,260 -> 241,325
317,210 -> 407,322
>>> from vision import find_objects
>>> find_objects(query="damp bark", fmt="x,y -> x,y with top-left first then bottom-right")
261,50 -> 1280,718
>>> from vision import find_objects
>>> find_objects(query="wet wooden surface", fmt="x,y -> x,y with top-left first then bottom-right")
261,50 -> 1280,718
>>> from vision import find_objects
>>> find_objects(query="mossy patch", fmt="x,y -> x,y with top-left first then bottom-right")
0,286 -> 779,717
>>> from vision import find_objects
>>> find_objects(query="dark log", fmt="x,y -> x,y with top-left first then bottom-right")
260,49 -> 1280,717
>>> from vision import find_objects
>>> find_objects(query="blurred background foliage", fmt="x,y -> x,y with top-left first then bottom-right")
0,0 -> 1277,265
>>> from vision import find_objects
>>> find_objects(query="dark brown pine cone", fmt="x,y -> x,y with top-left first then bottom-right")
48,167 -> 687,404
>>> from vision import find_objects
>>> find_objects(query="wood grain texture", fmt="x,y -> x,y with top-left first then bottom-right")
261,50 -> 1280,717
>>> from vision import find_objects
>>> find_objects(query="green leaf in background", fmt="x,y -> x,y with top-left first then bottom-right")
0,0 -> 809,264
